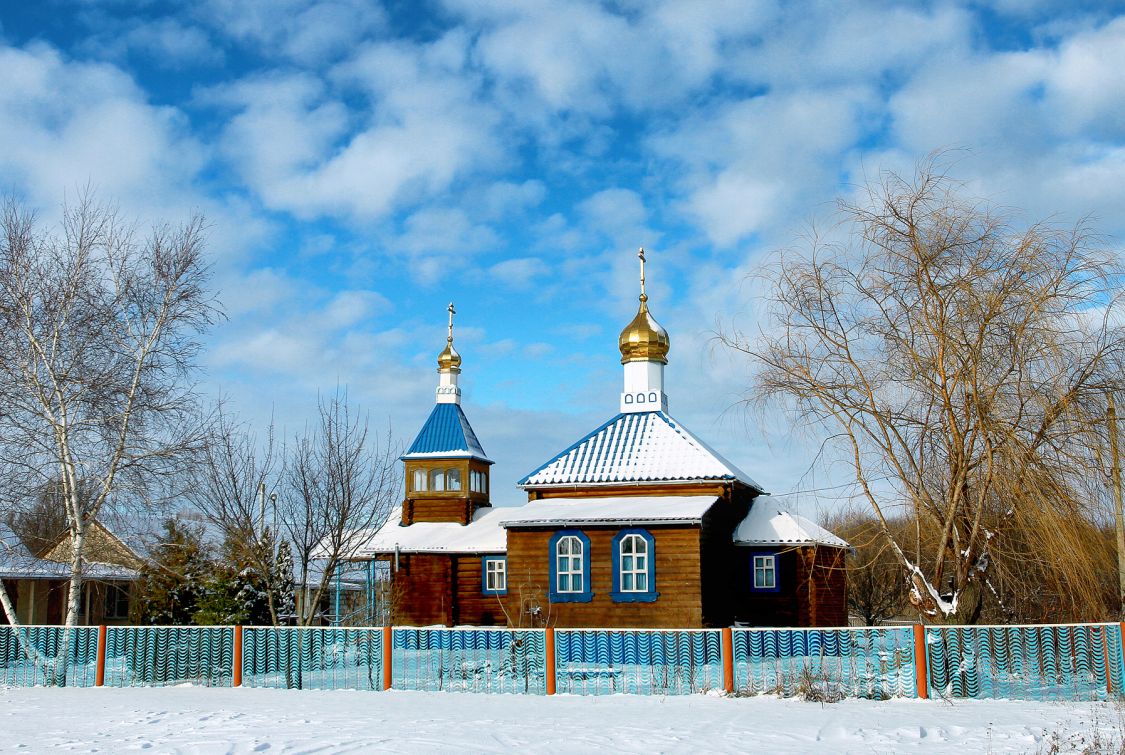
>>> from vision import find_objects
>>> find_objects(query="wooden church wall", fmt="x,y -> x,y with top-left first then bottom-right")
732,546 -> 848,627
387,554 -> 506,627
502,526 -> 704,628
698,496 -> 753,628
452,555 -> 505,627
390,554 -> 452,626
796,546 -> 848,627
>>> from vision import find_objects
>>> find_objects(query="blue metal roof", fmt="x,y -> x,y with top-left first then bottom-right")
403,403 -> 492,463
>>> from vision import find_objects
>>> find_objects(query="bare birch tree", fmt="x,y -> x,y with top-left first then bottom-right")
0,193 -> 216,640
723,160 -> 1125,623
281,392 -> 398,626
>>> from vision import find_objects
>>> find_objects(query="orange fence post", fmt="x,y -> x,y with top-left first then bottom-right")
94,625 -> 107,687
721,627 -> 734,694
382,626 -> 393,690
232,626 -> 243,687
545,627 -> 556,696
913,624 -> 928,699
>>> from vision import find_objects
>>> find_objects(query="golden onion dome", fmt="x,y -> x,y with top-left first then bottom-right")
618,247 -> 670,364
437,301 -> 462,371
437,339 -> 461,371
619,295 -> 669,364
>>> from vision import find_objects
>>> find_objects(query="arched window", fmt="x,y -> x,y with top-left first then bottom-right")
412,469 -> 427,492
612,529 -> 657,602
446,467 -> 462,491
548,530 -> 592,602
429,468 -> 445,491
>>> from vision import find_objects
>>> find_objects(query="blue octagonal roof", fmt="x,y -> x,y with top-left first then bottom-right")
403,403 -> 491,463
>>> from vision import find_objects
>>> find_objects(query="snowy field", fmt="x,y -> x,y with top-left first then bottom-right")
1,686 -> 1123,753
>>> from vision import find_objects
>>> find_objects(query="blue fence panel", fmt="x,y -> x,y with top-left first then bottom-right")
242,627 -> 384,690
731,627 -> 915,699
554,629 -> 723,695
392,627 -> 546,694
0,626 -> 99,687
926,623 -> 1117,701
103,626 -> 233,687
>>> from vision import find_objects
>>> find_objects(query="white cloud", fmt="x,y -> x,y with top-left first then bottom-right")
80,17 -> 224,68
1047,17 -> 1125,138
0,42 -> 206,214
195,0 -> 387,65
207,31 -> 506,223
489,257 -> 549,290
323,290 -> 392,328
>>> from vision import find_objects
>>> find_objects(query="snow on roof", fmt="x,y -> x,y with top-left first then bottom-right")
518,411 -> 762,491
0,521 -> 139,580
402,403 -> 492,463
498,495 -> 718,528
0,557 -> 138,581
354,506 -> 507,555
733,504 -> 849,548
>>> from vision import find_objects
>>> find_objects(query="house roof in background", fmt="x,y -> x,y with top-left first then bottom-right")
518,411 -> 762,491
402,403 -> 492,463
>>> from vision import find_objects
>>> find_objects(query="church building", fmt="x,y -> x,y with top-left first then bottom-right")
357,251 -> 847,628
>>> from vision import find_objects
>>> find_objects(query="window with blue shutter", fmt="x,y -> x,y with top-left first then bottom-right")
611,528 -> 658,603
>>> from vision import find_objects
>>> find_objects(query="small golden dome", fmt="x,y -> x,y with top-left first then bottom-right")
618,247 -> 670,364
437,339 -> 461,371
437,301 -> 462,371
619,296 -> 669,364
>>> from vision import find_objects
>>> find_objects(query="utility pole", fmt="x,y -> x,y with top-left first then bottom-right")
1108,391 -> 1125,614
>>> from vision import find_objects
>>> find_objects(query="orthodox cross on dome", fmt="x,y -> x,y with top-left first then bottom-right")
638,247 -> 648,303
447,302 -> 456,341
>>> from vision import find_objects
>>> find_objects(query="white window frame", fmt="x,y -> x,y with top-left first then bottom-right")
556,535 -> 584,594
412,469 -> 427,492
753,554 -> 777,590
618,533 -> 648,593
485,558 -> 506,592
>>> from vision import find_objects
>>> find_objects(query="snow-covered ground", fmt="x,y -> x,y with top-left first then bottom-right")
1,686 -> 1122,753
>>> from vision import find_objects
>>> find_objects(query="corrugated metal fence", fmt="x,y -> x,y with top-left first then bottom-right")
2,622 -> 1122,700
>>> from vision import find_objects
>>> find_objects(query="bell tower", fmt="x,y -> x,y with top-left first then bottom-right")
400,303 -> 493,526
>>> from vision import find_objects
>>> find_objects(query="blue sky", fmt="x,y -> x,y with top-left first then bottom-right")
2,1 -> 1124,514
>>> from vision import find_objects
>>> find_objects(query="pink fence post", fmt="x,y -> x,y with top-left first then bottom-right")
913,624 -> 928,699
94,625 -> 107,687
721,627 -> 734,694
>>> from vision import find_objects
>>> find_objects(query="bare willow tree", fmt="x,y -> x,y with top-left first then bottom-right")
723,161 -> 1125,624
282,391 -> 399,626
826,510 -> 911,625
0,193 -> 216,638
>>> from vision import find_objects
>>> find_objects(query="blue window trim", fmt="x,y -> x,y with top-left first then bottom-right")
549,530 -> 593,603
481,556 -> 507,595
611,528 -> 658,603
751,551 -> 781,593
